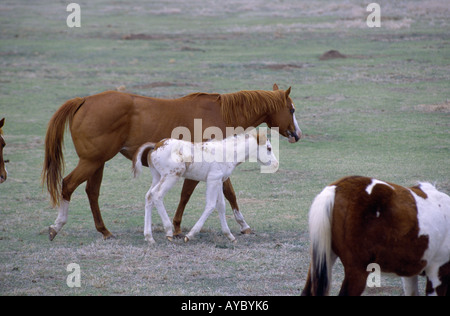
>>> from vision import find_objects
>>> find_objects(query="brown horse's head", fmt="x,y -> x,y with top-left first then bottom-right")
267,84 -> 302,143
0,118 -> 7,183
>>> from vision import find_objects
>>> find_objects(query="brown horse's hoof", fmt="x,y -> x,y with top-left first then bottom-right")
103,233 -> 115,240
49,227 -> 57,241
173,233 -> 185,239
241,228 -> 253,235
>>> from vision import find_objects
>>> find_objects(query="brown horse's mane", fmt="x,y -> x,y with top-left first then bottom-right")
219,90 -> 286,125
219,90 -> 287,125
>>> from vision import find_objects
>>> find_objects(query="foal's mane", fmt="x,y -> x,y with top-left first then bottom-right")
218,90 -> 286,125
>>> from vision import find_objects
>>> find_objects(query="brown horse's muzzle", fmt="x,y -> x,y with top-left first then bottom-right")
0,162 -> 7,183
287,129 -> 302,143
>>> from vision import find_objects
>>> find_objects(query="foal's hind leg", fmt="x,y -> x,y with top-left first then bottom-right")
173,179 -> 200,237
151,175 -> 180,241
85,164 -> 114,240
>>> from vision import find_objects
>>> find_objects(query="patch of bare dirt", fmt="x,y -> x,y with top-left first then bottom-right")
415,101 -> 450,113
245,63 -> 307,71
120,33 -> 239,41
319,50 -> 347,60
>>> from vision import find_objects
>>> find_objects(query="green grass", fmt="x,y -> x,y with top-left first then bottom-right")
0,0 -> 449,296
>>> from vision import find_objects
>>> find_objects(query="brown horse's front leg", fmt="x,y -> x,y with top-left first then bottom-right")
173,179 -> 200,237
223,178 -> 251,234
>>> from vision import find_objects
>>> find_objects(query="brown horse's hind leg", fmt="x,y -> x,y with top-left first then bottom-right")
223,178 -> 251,234
86,164 -> 114,240
173,179 -> 200,237
49,159 -> 104,241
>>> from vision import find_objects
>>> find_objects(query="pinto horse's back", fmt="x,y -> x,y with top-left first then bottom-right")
303,176 -> 437,296
331,176 -> 429,276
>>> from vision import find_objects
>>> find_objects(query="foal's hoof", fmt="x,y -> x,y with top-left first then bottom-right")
241,228 -> 253,235
48,227 -> 58,241
167,236 -> 174,242
184,236 -> 190,243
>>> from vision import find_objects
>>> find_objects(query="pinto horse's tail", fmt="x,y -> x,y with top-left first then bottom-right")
132,142 -> 156,178
304,185 -> 336,296
42,97 -> 85,207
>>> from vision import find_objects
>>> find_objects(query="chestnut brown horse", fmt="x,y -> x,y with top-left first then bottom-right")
42,84 -> 302,240
0,118 -> 7,183
302,176 -> 450,296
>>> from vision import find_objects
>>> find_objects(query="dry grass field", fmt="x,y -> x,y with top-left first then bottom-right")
0,0 -> 449,296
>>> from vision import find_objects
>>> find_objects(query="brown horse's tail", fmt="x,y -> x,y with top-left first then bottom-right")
305,185 -> 336,296
42,97 -> 85,207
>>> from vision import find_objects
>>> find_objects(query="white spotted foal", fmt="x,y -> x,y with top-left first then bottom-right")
133,130 -> 278,244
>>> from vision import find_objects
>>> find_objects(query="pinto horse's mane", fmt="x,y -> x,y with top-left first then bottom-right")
218,90 -> 286,125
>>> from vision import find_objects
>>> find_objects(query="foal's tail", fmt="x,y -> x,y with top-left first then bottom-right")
132,142 -> 156,178
304,185 -> 336,296
42,97 -> 85,207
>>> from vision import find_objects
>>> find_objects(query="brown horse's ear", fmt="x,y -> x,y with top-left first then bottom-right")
273,83 -> 279,91
0,118 -> 4,128
285,86 -> 291,98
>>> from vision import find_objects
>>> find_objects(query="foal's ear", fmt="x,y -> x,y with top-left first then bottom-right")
0,118 -> 4,128
273,83 -> 279,91
285,86 -> 291,98
257,131 -> 267,145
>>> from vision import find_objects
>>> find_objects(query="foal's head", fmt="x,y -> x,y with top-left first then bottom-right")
253,131 -> 279,172
0,118 -> 7,183
267,84 -> 302,143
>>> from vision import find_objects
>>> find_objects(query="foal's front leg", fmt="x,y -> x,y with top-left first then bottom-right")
216,190 -> 236,242
184,179 -> 222,243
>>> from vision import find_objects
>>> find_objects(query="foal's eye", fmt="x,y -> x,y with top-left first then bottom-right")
267,147 -> 272,152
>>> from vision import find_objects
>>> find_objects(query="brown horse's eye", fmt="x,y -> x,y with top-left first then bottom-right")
290,108 -> 295,114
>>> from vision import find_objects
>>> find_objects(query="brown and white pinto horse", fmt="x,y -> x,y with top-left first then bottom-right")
0,118 -> 7,183
42,84 -> 301,240
302,176 -> 450,296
